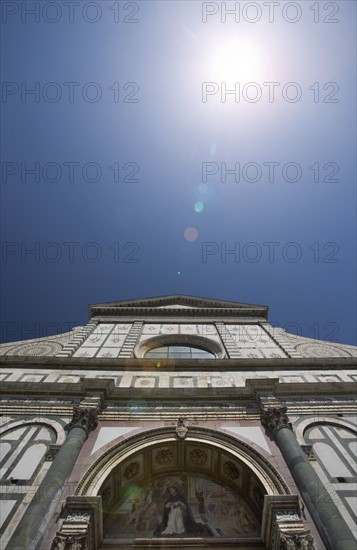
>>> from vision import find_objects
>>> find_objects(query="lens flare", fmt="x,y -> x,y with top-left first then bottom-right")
184,227 -> 199,241
198,183 -> 208,194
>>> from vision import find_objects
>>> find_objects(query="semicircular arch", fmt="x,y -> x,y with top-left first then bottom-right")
0,418 -> 66,445
76,426 -> 289,498
294,417 -> 357,445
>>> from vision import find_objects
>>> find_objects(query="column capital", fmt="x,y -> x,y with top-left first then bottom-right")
67,406 -> 98,437
280,532 -> 315,549
52,534 -> 88,550
260,406 -> 293,435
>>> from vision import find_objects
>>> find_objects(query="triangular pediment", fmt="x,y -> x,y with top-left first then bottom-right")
91,294 -> 265,309
90,295 -> 268,319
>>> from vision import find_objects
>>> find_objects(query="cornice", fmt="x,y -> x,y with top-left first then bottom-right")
0,356 -> 356,370
89,306 -> 268,319
0,378 -> 356,402
1,397 -> 355,421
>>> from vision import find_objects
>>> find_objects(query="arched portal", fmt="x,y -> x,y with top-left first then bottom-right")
76,427 -> 289,547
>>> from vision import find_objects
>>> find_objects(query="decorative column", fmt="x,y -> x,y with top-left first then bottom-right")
260,404 -> 355,550
9,407 -> 98,550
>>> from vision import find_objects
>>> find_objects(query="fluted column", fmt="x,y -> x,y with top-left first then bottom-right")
261,405 -> 355,550
9,407 -> 98,550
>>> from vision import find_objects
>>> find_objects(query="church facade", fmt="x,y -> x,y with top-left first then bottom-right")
0,295 -> 356,550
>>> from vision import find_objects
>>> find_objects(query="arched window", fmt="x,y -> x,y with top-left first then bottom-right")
135,334 -> 225,359
145,345 -> 215,359
0,423 -> 56,536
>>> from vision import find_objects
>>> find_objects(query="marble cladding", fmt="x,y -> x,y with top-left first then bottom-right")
73,323 -> 132,358
1,369 -> 356,388
73,322 -> 288,359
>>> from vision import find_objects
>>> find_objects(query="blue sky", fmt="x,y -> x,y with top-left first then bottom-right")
1,0 -> 356,345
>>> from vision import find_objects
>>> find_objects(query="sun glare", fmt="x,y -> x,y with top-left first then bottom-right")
209,40 -> 272,83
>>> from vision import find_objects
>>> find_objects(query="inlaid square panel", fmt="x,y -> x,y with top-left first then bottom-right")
73,347 -> 97,358
92,324 -> 115,334
102,334 -> 126,347
84,334 -> 109,346
238,349 -> 265,359
96,348 -> 121,358
160,325 -> 179,334
134,377 -> 157,388
111,323 -> 132,334
180,325 -> 199,334
260,348 -> 288,358
172,377 -> 194,388
142,324 -> 161,334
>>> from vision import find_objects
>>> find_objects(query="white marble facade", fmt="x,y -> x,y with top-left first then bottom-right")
71,322 -> 287,359
1,315 -> 356,359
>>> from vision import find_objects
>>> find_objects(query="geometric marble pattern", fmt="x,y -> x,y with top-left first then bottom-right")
226,325 -> 288,357
305,424 -> 357,538
5,341 -> 63,357
73,324 -> 132,358
141,323 -> 218,337
296,343 -> 353,358
0,501 -> 16,530
3,369 -> 357,390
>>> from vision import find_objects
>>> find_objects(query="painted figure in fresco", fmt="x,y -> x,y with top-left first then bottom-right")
162,486 -> 187,535
154,486 -> 200,536
195,488 -> 206,518
127,487 -> 157,532
236,505 -> 256,533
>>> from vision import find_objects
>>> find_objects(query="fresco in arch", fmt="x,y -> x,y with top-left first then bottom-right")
104,475 -> 260,538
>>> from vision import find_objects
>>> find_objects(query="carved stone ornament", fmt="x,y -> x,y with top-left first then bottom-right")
155,448 -> 174,465
51,511 -> 91,549
67,406 -> 98,436
223,460 -> 240,480
123,461 -> 139,480
52,535 -> 88,550
189,448 -> 207,466
275,510 -> 300,521
65,513 -> 91,523
175,417 -> 188,439
261,406 -> 293,435
280,532 -> 315,550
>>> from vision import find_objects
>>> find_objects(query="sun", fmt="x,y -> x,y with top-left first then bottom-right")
209,40 -> 272,83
